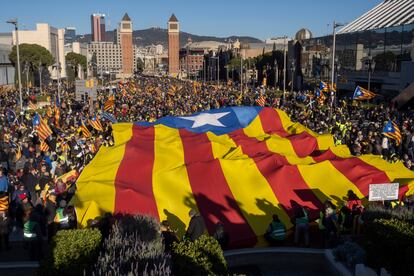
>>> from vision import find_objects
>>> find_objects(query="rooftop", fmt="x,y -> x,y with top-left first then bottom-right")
339,0 -> 414,34
169,14 -> 178,22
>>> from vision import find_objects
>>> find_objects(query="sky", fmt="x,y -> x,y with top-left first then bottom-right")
0,0 -> 383,40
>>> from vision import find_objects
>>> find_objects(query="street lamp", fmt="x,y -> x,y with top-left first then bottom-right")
7,18 -> 23,113
274,58 -> 278,89
290,60 -> 295,93
23,61 -> 30,95
331,21 -> 344,103
283,35 -> 287,100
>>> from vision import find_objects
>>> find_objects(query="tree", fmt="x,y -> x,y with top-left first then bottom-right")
66,52 -> 87,81
9,43 -> 54,86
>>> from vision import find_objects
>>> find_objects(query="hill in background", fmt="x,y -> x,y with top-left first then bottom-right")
76,27 -> 262,47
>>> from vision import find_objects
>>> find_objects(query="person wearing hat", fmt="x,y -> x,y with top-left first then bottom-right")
185,209 -> 207,242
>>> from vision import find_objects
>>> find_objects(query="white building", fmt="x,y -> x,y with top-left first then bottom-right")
0,44 -> 15,86
12,23 -> 66,79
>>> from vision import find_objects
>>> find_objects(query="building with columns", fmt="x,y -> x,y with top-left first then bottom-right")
119,13 -> 134,76
12,23 -> 66,79
168,14 -> 180,77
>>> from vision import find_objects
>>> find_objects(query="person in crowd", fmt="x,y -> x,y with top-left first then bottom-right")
0,192 -> 11,251
44,191 -> 58,241
320,200 -> 339,248
186,209 -> 207,242
0,169 -> 9,193
265,214 -> 286,246
160,220 -> 179,253
213,222 -> 229,250
293,205 -> 309,247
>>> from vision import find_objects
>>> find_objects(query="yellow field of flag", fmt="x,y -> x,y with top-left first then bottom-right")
71,107 -> 414,248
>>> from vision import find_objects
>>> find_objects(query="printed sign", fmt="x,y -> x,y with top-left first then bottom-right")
369,183 -> 399,201
75,79 -> 97,102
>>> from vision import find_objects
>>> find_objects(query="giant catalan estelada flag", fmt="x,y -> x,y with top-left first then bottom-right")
71,107 -> 414,248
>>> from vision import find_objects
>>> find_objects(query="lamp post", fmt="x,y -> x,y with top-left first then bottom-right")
290,60 -> 295,93
331,21 -> 344,103
24,61 -> 30,95
7,19 -> 23,113
38,61 -> 43,94
274,58 -> 278,89
283,35 -> 287,100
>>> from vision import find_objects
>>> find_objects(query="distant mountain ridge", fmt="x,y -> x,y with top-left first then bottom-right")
76,27 -> 262,47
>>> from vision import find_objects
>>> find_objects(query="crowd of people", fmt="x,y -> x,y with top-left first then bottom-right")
0,75 -> 413,257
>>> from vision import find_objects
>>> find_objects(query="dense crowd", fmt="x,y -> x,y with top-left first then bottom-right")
0,75 -> 413,257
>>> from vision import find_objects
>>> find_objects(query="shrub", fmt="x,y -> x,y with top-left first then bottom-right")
361,204 -> 414,224
364,218 -> 414,275
333,241 -> 365,269
172,235 -> 228,276
39,228 -> 102,275
93,214 -> 172,275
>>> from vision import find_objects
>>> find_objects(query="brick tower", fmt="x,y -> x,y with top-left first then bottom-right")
120,13 -> 133,76
168,14 -> 179,77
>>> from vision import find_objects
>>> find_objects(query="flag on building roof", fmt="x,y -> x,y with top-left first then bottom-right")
34,114 -> 53,141
383,120 -> 401,145
71,106 -> 414,248
255,95 -> 266,107
103,95 -> 115,111
89,115 -> 103,132
102,112 -> 118,123
353,86 -> 376,100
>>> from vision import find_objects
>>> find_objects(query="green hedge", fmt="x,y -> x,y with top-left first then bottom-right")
39,228 -> 102,275
172,235 -> 228,276
362,204 -> 414,224
364,218 -> 414,275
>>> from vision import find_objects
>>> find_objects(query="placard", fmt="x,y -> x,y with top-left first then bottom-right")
75,79 -> 97,102
369,183 -> 399,201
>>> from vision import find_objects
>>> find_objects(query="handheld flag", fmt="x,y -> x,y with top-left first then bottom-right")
34,114 -> 53,141
54,96 -> 61,127
40,140 -> 49,152
255,95 -> 266,107
102,112 -> 118,123
104,95 -> 115,111
79,120 -> 91,138
353,86 -> 376,100
319,81 -> 329,92
28,101 -> 38,110
89,116 -> 103,132
383,120 -> 401,145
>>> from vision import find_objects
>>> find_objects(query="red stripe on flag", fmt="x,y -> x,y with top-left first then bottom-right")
312,150 -> 390,197
259,108 -> 319,158
114,125 -> 159,218
229,129 -> 322,218
179,129 -> 257,248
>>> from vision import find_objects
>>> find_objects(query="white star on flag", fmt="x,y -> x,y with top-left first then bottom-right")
180,112 -> 230,128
